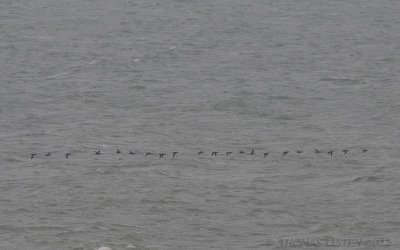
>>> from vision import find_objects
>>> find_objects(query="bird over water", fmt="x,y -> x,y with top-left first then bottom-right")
27,147 -> 369,160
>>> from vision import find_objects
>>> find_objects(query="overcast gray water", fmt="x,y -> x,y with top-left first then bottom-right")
1,0 -> 400,249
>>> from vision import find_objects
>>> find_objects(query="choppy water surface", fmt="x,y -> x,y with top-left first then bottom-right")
1,0 -> 400,249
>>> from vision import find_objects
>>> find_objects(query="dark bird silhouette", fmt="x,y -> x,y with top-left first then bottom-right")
211,151 -> 218,156
172,152 -> 178,158
343,149 -> 349,154
239,150 -> 245,154
65,153 -> 71,159
250,149 -> 255,155
95,150 -> 101,155
362,149 -> 368,153
296,150 -> 303,154
31,153 -> 37,160
264,152 -> 269,158
159,153 -> 166,158
314,149 -> 322,153
197,151 -> 204,155
226,152 -> 232,156
129,151 -> 135,155
145,152 -> 153,156
116,149 -> 121,154
328,151 -> 334,156
45,152 -> 51,157
283,151 -> 289,156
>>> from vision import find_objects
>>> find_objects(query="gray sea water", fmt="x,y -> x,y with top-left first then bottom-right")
1,0 -> 400,249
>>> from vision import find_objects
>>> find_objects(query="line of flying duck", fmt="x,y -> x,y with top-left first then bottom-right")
29,148 -> 368,160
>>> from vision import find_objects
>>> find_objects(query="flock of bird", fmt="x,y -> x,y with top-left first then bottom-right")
29,148 -> 369,160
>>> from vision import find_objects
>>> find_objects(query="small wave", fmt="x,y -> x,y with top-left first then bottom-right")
96,247 -> 112,250
140,198 -> 168,204
129,85 -> 146,90
352,175 -> 382,182
46,72 -> 72,79
319,77 -> 363,86
274,114 -> 295,121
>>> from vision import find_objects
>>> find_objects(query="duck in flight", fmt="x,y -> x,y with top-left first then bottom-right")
65,153 -> 71,159
116,149 -> 121,154
45,152 -> 51,157
159,153 -> 166,158
145,152 -> 153,156
95,150 -> 101,155
264,152 -> 269,158
172,152 -> 178,158
31,153 -> 37,160
343,149 -> 349,154
197,151 -> 204,155
296,150 -> 303,154
250,149 -> 255,155
328,151 -> 334,156
314,149 -> 322,153
283,151 -> 289,156
211,152 -> 218,156
129,151 -> 135,155
226,152 -> 232,156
